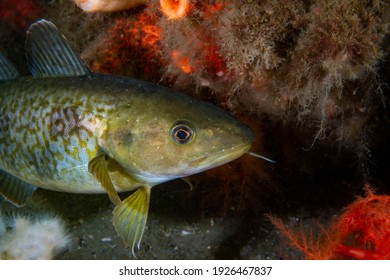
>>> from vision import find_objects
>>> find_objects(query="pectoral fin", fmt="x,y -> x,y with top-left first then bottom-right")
88,154 -> 121,205
0,170 -> 37,206
113,187 -> 151,257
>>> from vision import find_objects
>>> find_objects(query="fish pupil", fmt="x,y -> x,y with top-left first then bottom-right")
171,123 -> 194,144
176,129 -> 189,140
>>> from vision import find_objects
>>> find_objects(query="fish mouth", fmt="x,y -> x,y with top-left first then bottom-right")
134,143 -> 252,183
191,142 -> 252,171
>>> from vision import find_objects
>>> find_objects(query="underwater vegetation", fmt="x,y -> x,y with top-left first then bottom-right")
0,0 -> 42,29
269,185 -> 390,260
82,11 -> 163,81
0,214 -> 69,260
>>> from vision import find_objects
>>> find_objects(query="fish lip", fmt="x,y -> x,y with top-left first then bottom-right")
191,142 -> 252,170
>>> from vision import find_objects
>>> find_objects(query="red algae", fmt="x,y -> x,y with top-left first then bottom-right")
85,10 -> 163,80
270,185 -> 390,259
0,0 -> 42,29
334,185 -> 390,259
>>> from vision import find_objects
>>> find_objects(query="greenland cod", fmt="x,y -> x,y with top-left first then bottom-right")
0,20 -> 253,255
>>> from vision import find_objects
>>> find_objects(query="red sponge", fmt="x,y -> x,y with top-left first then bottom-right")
270,184 -> 390,259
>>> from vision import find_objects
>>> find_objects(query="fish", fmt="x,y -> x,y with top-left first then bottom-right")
0,19 -> 254,256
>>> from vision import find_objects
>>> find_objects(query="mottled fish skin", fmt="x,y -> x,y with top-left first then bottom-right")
0,75 -> 118,193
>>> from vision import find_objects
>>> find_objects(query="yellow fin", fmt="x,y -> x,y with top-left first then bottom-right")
113,187 -> 151,257
88,154 -> 121,205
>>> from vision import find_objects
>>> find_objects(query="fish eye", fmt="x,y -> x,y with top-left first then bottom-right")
170,122 -> 194,144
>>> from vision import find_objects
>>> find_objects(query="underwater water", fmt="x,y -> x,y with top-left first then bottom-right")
0,0 -> 389,260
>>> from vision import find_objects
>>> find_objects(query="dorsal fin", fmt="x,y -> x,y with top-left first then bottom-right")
25,19 -> 90,78
0,52 -> 20,81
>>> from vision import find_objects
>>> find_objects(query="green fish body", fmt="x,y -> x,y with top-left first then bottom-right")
0,20 -> 253,255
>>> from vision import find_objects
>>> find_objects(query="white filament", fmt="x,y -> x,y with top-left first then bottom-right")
247,152 -> 276,163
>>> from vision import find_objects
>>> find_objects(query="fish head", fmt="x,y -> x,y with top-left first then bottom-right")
105,91 -> 254,185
